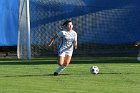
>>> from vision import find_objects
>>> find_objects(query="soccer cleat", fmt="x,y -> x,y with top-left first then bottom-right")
54,72 -> 58,76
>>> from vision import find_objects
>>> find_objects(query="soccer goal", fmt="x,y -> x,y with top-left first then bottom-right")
18,0 -> 140,59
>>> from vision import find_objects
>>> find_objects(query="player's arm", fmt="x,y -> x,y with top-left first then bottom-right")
47,38 -> 54,47
47,34 -> 58,47
73,32 -> 77,49
73,40 -> 77,49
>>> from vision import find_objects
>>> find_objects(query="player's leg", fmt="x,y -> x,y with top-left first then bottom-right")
63,51 -> 73,66
57,56 -> 65,66
63,55 -> 72,67
54,55 -> 72,76
54,53 -> 66,76
53,51 -> 72,76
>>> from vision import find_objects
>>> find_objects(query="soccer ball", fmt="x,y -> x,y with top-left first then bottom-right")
90,66 -> 99,74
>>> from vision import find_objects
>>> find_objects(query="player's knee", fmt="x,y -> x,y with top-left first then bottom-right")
63,62 -> 69,67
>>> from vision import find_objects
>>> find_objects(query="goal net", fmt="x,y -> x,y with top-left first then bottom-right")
18,0 -> 140,59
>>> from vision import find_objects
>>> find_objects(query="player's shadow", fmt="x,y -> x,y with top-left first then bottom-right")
47,73 -> 71,76
1,72 -> 139,78
1,73 -> 72,78
2,74 -> 46,78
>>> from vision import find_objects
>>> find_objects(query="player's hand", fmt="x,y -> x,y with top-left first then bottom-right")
73,41 -> 77,50
47,43 -> 51,47
134,42 -> 140,47
74,46 -> 77,50
135,44 -> 138,46
47,38 -> 54,47
47,43 -> 50,46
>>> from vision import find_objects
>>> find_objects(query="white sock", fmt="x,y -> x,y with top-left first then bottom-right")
55,65 -> 66,74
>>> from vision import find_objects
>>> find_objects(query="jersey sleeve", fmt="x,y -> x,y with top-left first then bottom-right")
57,31 -> 63,38
53,31 -> 63,39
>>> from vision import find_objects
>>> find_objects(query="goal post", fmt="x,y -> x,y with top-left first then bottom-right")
17,0 -> 31,59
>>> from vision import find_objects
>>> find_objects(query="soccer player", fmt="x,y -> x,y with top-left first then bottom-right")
134,42 -> 140,61
47,20 -> 77,76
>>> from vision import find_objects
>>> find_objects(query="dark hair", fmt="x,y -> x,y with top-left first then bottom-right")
62,20 -> 72,27
60,20 -> 72,30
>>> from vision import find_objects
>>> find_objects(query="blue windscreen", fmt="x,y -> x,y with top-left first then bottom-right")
0,0 -> 19,46
29,0 -> 140,56
30,0 -> 140,45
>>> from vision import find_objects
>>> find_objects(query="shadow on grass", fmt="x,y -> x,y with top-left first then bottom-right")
0,57 -> 139,65
1,74 -> 72,78
1,72 -> 140,78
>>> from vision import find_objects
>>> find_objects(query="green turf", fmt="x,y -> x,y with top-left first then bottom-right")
0,57 -> 140,93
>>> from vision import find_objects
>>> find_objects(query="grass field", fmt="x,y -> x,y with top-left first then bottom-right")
0,57 -> 140,93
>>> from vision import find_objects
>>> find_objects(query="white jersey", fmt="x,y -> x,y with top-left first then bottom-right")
57,30 -> 77,56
